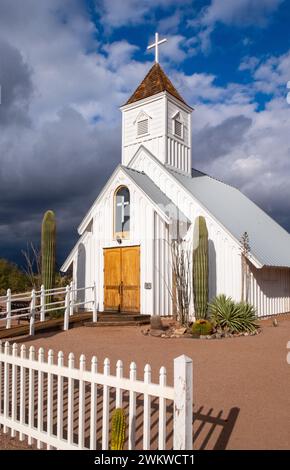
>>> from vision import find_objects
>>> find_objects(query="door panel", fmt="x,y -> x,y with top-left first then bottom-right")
103,246 -> 140,313
121,246 -> 140,312
104,248 -> 121,311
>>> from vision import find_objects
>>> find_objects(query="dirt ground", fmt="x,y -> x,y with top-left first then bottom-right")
1,315 -> 290,450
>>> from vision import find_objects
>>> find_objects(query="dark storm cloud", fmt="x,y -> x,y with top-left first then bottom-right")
0,46 -> 120,265
0,106 -> 120,264
0,38 -> 33,125
192,115 -> 252,168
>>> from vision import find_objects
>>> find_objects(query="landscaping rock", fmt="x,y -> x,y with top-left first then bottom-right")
150,315 -> 164,330
174,327 -> 187,336
149,329 -> 164,337
141,328 -> 150,336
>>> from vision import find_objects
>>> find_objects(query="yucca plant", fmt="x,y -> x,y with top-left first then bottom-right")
209,294 -> 258,333
236,302 -> 259,332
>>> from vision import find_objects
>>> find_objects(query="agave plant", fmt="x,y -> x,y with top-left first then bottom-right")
209,294 -> 258,333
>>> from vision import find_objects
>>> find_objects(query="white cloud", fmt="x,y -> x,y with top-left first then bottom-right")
97,0 -> 190,29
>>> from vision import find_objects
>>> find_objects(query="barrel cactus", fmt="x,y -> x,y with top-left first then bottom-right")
110,408 -> 126,450
193,216 -> 209,319
41,210 -> 56,298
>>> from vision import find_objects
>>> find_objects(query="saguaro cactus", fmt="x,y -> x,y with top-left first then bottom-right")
110,408 -> 126,450
41,210 -> 56,296
193,216 -> 209,319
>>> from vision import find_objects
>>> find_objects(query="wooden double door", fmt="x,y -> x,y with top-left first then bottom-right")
104,246 -> 140,313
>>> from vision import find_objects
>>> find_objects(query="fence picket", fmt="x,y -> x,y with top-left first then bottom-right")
11,343 -> 18,438
28,346 -> 35,446
128,362 -> 137,450
47,349 -> 54,449
158,366 -> 167,450
19,345 -> 26,441
57,351 -> 64,445
0,341 -> 2,418
37,347 -> 44,449
67,352 -> 75,446
78,354 -> 86,448
143,364 -> 151,450
3,342 -> 10,433
116,360 -> 123,408
90,356 -> 98,450
102,358 -> 110,450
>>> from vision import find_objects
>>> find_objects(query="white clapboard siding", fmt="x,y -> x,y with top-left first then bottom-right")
0,341 -> 192,450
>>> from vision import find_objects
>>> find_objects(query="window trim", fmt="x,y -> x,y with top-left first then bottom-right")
114,185 -> 130,240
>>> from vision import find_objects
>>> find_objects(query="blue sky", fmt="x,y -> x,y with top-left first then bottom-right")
0,0 -> 290,265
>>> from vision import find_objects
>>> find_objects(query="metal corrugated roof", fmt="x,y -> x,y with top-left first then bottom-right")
122,166 -> 188,223
168,167 -> 290,268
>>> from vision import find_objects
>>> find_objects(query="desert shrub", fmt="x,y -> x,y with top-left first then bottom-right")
49,307 -> 65,319
209,294 -> 258,333
192,319 -> 213,336
0,258 -> 30,295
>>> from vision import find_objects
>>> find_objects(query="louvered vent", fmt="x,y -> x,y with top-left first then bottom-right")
174,119 -> 182,138
137,119 -> 148,136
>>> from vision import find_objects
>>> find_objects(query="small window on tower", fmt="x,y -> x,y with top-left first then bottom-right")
174,119 -> 182,138
137,119 -> 149,136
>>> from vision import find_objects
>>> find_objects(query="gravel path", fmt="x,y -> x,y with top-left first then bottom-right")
1,315 -> 290,450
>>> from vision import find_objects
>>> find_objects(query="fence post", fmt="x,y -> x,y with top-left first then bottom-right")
40,284 -> 45,321
63,285 -> 70,331
6,289 -> 11,329
92,282 -> 97,323
173,355 -> 193,450
30,289 -> 36,336
69,281 -> 74,316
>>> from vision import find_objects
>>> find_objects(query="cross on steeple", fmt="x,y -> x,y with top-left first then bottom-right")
147,32 -> 167,63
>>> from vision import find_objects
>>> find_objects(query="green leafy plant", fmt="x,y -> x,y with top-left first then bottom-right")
110,408 -> 126,450
193,216 -> 209,319
209,294 -> 258,333
192,319 -> 213,336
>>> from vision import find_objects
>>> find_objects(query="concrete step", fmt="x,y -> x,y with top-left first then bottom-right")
97,315 -> 150,322
84,319 -> 150,327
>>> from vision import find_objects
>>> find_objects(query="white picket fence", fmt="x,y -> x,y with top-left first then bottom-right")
0,284 -> 97,334
0,341 -> 192,450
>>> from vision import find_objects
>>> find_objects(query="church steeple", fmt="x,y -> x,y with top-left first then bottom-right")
125,63 -> 188,106
120,34 -> 193,174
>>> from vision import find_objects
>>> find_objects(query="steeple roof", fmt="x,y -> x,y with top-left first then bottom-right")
125,63 -> 189,106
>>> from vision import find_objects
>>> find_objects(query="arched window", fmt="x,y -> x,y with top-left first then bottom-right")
115,186 -> 130,238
